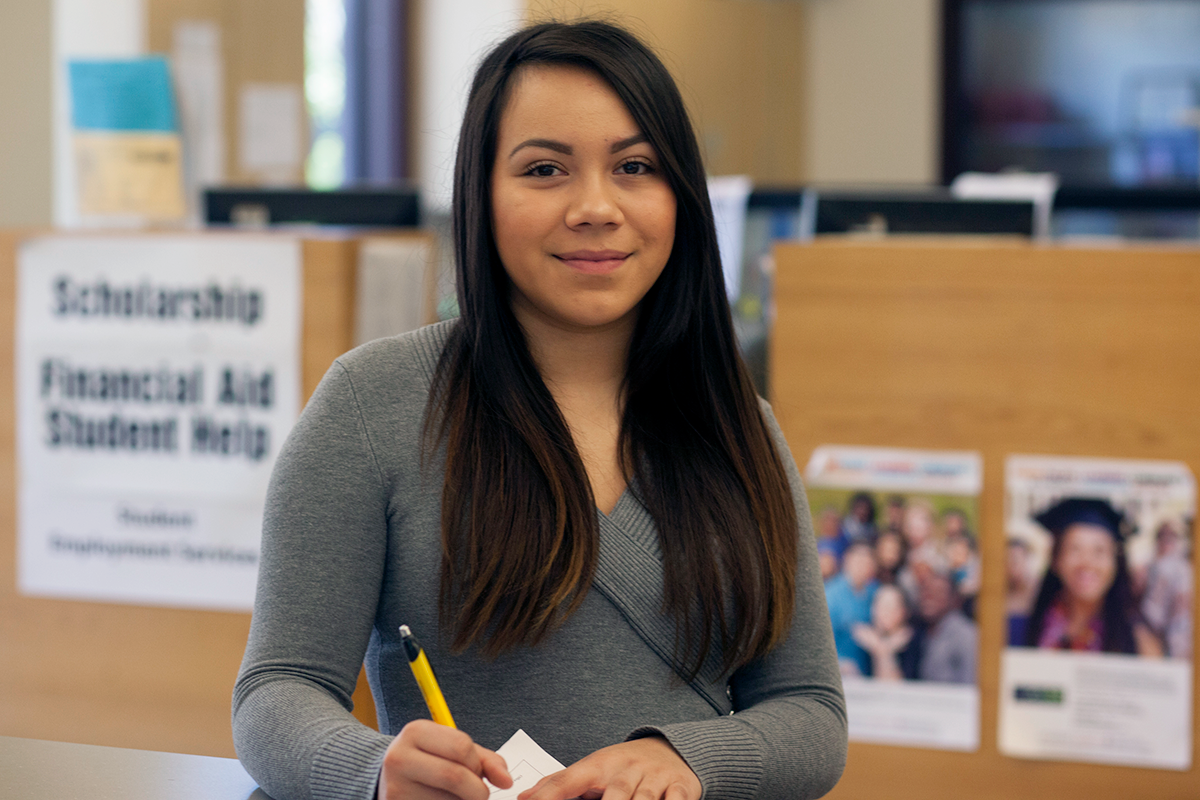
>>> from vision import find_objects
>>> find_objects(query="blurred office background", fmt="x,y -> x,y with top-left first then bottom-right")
2,4 -> 1200,792
0,0 -> 941,227
5,1 -> 1199,321
6,1 -> 1200,224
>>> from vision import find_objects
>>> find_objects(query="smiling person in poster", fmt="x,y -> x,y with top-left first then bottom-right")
1140,519 -> 1193,660
1024,497 -> 1162,656
825,541 -> 879,676
850,584 -> 914,681
913,560 -> 978,684
231,19 -> 847,800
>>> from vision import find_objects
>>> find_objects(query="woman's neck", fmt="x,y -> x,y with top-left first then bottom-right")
515,305 -> 634,403
529,331 -> 630,401
1063,594 -> 1103,632
513,303 -> 635,515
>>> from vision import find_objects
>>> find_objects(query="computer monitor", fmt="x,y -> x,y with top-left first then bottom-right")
942,0 -> 1200,190
797,188 -> 1036,238
205,187 -> 420,227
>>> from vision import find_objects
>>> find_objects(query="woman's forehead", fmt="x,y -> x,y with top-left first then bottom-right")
497,64 -> 643,146
1062,522 -> 1118,546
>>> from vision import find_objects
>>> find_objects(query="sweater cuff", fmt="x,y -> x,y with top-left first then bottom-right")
628,721 -> 763,800
312,725 -> 393,800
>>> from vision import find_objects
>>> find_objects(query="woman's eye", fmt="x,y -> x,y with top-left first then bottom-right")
525,163 -> 562,177
618,160 -> 653,175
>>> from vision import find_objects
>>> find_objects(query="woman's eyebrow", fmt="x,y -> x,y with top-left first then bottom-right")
610,133 -> 646,153
507,133 -> 648,159
508,138 -> 571,158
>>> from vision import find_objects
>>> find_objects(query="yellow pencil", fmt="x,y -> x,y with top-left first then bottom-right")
398,625 -> 456,728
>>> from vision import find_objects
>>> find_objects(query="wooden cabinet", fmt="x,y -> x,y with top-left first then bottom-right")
771,236 -> 1200,799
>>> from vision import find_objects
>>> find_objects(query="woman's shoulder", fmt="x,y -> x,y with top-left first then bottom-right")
754,396 -> 793,455
304,320 -> 460,425
332,319 -> 459,386
756,395 -> 778,422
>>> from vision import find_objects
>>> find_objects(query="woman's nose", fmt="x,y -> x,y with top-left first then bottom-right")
565,172 -> 623,228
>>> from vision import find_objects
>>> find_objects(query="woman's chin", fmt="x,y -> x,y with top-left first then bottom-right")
1066,584 -> 1109,606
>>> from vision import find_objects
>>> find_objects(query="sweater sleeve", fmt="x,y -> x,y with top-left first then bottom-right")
232,360 -> 395,800
629,401 -> 848,800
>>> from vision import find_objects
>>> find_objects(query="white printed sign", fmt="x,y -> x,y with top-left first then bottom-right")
16,235 -> 302,610
843,676 -> 979,751
999,649 -> 1191,769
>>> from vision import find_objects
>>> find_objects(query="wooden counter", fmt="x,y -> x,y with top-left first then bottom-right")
770,236 -> 1200,799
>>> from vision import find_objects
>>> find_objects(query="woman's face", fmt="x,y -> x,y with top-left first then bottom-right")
842,545 -> 877,589
875,532 -> 902,570
817,507 -> 841,539
872,586 -> 908,633
490,65 -> 677,336
1053,523 -> 1118,606
1006,542 -> 1029,583
902,505 -> 934,547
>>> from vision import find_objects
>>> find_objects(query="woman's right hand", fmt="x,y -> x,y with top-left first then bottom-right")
378,720 -> 512,800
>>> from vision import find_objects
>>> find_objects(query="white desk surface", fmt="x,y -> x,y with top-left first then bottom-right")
0,736 -> 270,800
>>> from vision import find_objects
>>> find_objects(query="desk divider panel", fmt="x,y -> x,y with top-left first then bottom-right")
770,237 -> 1200,800
0,229 -> 435,756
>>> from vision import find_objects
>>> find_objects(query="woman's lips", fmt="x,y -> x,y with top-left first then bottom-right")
555,250 -> 629,274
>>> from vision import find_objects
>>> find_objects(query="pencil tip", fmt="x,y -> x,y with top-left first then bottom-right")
399,624 -> 412,637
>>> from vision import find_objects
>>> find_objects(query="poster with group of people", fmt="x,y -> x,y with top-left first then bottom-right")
805,445 -> 983,751
1000,455 -> 1194,770
805,446 -> 1195,769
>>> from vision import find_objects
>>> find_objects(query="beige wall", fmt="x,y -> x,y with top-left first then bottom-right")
526,0 -> 807,184
525,0 -> 943,185
147,0 -> 306,184
806,0 -> 940,184
0,0 -> 53,226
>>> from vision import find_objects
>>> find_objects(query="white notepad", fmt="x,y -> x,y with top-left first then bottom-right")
487,729 -> 566,799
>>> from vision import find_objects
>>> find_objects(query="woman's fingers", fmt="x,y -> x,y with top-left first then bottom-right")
661,781 -> 693,800
518,738 -> 699,800
400,748 -> 493,800
478,744 -> 514,789
402,721 -> 483,772
378,720 -> 511,800
522,761 -> 604,800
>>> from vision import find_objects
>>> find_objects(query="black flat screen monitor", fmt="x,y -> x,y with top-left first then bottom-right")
800,189 -> 1035,237
205,187 -> 420,227
942,0 -> 1200,190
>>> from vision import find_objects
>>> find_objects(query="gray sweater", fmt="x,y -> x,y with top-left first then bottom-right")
232,322 -> 846,800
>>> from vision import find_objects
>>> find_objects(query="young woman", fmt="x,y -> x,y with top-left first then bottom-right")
1024,497 -> 1158,656
232,20 -> 846,800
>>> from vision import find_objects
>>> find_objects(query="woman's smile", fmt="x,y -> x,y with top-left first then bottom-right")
1055,523 -> 1118,606
554,249 -> 631,274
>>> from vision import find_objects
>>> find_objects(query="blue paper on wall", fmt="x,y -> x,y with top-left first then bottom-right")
66,57 -> 185,219
69,57 -> 178,132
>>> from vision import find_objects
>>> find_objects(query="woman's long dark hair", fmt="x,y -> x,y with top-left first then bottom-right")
426,19 -> 798,679
1023,529 -> 1137,654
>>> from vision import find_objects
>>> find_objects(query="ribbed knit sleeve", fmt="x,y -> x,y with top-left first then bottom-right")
628,400 -> 848,800
232,355 -> 396,800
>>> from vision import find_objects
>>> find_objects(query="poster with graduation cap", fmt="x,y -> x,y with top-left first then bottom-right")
1000,454 -> 1194,770
69,57 -> 186,222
